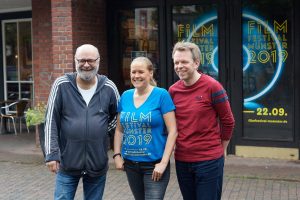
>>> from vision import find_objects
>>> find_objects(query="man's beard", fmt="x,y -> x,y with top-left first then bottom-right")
76,65 -> 99,81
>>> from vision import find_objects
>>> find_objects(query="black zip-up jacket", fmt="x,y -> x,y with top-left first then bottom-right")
44,73 -> 119,177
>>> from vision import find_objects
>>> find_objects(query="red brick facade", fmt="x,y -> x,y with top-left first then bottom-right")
32,0 -> 107,104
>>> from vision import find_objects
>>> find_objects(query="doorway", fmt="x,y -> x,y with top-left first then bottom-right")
2,19 -> 33,102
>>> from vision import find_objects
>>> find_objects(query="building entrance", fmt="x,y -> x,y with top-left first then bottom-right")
108,0 -> 300,159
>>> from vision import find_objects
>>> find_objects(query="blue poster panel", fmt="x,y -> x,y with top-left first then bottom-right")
242,0 -> 293,140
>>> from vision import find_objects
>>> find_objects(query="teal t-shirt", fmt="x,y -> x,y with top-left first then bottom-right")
117,87 -> 175,162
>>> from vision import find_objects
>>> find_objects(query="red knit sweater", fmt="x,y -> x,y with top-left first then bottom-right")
169,73 -> 235,162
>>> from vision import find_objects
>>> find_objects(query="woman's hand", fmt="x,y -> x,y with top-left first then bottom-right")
114,156 -> 124,170
152,162 -> 168,181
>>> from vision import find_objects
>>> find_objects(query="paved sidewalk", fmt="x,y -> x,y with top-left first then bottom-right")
1,133 -> 300,199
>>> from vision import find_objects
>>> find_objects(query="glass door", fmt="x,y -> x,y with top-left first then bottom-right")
118,8 -> 159,91
2,19 -> 33,101
107,1 -> 163,93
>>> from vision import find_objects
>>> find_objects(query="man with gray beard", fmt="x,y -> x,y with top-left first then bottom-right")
44,44 -> 119,200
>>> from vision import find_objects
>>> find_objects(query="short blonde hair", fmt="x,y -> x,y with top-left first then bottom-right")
131,57 -> 157,86
172,41 -> 201,63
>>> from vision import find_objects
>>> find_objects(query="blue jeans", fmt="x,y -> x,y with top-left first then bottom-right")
54,171 -> 106,200
124,159 -> 170,200
175,156 -> 224,200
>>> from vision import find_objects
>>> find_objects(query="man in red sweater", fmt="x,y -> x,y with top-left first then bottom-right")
169,41 -> 235,200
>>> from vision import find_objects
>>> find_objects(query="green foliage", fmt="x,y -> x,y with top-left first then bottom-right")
26,102 -> 46,126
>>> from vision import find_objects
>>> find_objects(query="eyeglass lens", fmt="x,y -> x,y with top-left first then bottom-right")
77,57 -> 99,64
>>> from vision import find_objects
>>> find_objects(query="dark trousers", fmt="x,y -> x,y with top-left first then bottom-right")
124,159 -> 170,200
175,156 -> 224,200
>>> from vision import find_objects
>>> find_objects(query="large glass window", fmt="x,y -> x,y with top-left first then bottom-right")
118,8 -> 159,90
172,4 -> 218,80
3,20 -> 33,101
242,0 -> 294,140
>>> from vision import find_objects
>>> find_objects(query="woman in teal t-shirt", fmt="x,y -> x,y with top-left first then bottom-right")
113,57 -> 178,200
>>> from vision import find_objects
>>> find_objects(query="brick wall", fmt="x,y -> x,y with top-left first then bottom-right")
72,0 -> 108,74
32,0 -> 53,104
32,0 -> 108,104
51,0 -> 74,79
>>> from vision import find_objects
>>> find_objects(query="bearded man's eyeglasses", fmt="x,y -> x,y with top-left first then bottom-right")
76,57 -> 100,65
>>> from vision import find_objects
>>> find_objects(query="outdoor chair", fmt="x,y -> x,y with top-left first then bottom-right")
0,100 -> 29,135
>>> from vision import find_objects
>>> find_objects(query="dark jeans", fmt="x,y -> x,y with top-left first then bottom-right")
124,159 -> 170,200
54,171 -> 106,200
175,156 -> 224,200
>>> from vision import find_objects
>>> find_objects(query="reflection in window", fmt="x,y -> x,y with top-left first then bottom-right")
7,83 -> 19,100
5,23 -> 18,81
21,84 -> 33,99
19,21 -> 33,81
119,8 -> 159,91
